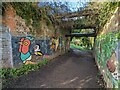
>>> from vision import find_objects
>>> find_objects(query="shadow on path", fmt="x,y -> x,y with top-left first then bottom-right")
6,49 -> 101,88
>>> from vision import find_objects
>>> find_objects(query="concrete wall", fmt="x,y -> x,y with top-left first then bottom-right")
11,36 -> 66,68
0,30 -> 68,68
94,7 -> 120,88
0,25 -> 13,68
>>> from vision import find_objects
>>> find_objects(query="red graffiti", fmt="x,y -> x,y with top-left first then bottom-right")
19,38 -> 31,54
107,60 -> 116,73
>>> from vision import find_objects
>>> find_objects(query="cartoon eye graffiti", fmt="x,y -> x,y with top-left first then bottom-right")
23,41 -> 28,46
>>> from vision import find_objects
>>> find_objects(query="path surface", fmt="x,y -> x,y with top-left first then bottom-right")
7,49 -> 101,88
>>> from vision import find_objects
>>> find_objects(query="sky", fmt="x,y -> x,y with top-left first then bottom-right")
39,0 -> 91,12
41,0 -> 90,2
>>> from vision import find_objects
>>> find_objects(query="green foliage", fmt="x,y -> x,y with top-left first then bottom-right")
95,32 -> 119,88
0,59 -> 49,79
71,37 -> 93,50
74,17 -> 96,28
96,32 -> 118,63
72,29 -> 94,34
97,2 -> 119,31
71,29 -> 81,33
41,12 -> 52,26
10,2 -> 41,30
70,43 -> 89,51
2,2 -> 55,35
115,31 -> 120,39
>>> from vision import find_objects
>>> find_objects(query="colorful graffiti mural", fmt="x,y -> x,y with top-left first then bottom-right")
18,36 -> 36,65
95,31 -> 119,88
50,36 -> 60,52
34,45 -> 43,56
10,35 -> 66,68
50,37 -> 56,51
35,39 -> 52,55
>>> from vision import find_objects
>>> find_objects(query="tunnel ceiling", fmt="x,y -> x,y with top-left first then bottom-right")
46,1 -> 101,37
53,6 -> 99,37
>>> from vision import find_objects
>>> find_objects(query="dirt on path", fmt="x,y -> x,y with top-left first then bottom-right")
6,49 -> 101,88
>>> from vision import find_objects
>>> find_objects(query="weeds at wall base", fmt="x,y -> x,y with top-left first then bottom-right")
0,58 -> 49,87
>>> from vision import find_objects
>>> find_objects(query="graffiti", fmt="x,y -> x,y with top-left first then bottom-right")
59,36 -> 62,51
34,45 -> 43,56
50,37 -> 56,50
106,51 -> 118,87
95,32 -> 119,88
10,35 -> 65,68
50,36 -> 59,52
18,36 -> 36,64
55,38 -> 59,51
107,53 -> 116,73
35,39 -> 52,55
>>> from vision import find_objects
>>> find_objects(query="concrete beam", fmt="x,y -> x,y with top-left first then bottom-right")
65,33 -> 96,37
55,9 -> 99,19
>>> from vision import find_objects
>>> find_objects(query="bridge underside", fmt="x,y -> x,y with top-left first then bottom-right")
55,9 -> 99,38
65,33 -> 96,37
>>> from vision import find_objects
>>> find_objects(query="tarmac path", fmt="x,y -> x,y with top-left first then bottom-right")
7,49 -> 101,88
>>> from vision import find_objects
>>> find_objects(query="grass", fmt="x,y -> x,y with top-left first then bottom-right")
0,58 -> 48,79
70,43 -> 91,51
0,58 -> 52,88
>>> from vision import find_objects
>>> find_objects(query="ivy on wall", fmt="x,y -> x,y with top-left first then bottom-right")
11,2 -> 41,29
116,31 -> 120,39
2,2 -> 53,35
95,31 -> 120,88
96,32 -> 118,63
96,2 -> 119,32
94,2 -> 119,87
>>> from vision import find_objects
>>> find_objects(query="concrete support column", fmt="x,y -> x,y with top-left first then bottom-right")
0,25 -> 13,68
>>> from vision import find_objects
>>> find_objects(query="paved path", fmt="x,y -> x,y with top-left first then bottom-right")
7,49 -> 101,88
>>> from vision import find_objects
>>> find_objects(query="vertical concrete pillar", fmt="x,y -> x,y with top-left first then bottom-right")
0,25 -> 2,68
0,25 -> 13,68
65,37 -> 70,51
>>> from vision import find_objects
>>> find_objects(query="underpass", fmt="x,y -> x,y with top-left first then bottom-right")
1,1 -> 119,89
